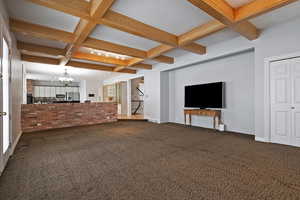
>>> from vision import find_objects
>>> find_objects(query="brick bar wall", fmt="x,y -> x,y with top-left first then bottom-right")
21,102 -> 117,133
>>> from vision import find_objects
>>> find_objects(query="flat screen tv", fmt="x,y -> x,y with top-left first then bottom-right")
185,82 -> 225,109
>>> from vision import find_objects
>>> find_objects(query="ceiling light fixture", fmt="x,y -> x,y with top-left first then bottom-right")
58,69 -> 74,86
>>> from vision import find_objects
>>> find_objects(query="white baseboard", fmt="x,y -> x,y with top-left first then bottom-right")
147,118 -> 160,123
10,131 -> 22,156
255,137 -> 267,143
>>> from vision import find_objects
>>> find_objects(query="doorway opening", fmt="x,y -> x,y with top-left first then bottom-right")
1,37 -> 11,173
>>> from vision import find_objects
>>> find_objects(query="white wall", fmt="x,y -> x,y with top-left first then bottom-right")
103,17 -> 300,139
167,51 -> 254,134
85,79 -> 103,102
144,71 -> 161,122
253,17 -> 300,139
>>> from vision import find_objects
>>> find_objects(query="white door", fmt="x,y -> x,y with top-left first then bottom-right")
270,57 -> 300,147
291,58 -> 300,146
0,37 -> 11,172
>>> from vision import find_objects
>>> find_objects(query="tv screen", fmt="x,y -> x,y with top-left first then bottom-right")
185,82 -> 225,109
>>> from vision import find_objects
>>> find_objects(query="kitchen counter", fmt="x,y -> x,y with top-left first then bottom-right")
21,102 -> 117,132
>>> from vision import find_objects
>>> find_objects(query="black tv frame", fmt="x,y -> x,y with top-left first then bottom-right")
184,82 -> 225,109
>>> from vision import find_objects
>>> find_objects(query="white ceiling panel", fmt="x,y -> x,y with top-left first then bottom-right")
250,1 -> 300,29
142,60 -> 160,65
5,0 -> 80,33
25,62 -> 113,80
224,0 -> 255,8
90,25 -> 160,50
15,32 -> 67,49
165,49 -> 189,58
111,0 -> 213,35
196,29 -> 240,46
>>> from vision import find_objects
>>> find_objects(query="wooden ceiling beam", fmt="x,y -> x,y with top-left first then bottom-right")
83,38 -> 147,59
17,41 -> 65,56
230,21 -> 260,41
100,10 -> 178,46
153,55 -> 174,64
147,45 -> 174,59
100,10 -> 208,55
115,17 -> 229,72
10,18 -> 75,43
235,0 -> 299,22
21,54 -> 60,65
187,0 -> 260,40
72,51 -> 129,66
10,19 -> 174,65
131,63 -> 152,70
178,20 -> 226,46
91,0 -> 117,19
27,0 -> 90,19
181,43 -> 206,54
62,0 -> 116,65
67,61 -> 136,74
187,0 -> 234,25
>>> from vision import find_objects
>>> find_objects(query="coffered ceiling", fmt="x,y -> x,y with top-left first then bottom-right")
5,0 -> 300,75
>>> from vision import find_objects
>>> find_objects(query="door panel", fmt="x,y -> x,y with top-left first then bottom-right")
270,57 -> 300,147
2,38 -> 10,154
294,112 -> 300,138
273,78 -> 290,104
291,58 -> 300,146
270,60 -> 292,145
294,77 -> 300,104
275,111 -> 290,136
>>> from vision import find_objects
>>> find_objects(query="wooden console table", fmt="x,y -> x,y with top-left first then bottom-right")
184,109 -> 221,129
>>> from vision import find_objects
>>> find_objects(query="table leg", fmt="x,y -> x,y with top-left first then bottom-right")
213,116 -> 216,129
189,114 -> 192,126
184,113 -> 186,125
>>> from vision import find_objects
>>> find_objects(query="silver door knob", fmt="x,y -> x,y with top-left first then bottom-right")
0,112 -> 7,116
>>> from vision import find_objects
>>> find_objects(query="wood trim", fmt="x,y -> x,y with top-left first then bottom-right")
147,45 -> 174,59
27,0 -> 90,19
235,0 -> 298,22
83,38 -> 147,59
178,20 -> 226,46
153,55 -> 174,64
187,0 -> 234,25
21,54 -> 60,65
10,19 -> 75,43
72,51 -> 129,66
100,10 -> 178,46
131,63 -> 152,70
66,61 -> 136,74
17,41 -> 65,56
186,0 -> 260,40
180,43 -> 206,55
230,21 -> 260,40
90,0 -> 115,19
63,0 -> 116,65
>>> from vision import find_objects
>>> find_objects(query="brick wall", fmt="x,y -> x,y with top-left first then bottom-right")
21,102 -> 117,133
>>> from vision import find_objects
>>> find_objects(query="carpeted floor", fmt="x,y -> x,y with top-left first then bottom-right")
1,121 -> 300,200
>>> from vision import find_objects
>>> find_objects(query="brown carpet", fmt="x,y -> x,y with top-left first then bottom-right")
1,121 -> 300,200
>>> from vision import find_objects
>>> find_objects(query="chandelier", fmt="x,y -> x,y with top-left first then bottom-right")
58,69 -> 74,85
